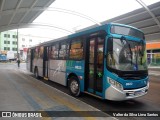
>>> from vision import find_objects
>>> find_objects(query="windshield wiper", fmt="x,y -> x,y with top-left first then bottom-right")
120,36 -> 133,65
139,39 -> 145,65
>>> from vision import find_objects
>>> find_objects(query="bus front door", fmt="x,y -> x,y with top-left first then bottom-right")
85,36 -> 104,95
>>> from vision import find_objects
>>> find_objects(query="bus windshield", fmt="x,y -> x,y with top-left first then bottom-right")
107,38 -> 148,71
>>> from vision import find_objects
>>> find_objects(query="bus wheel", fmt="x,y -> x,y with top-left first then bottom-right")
69,76 -> 80,97
35,68 -> 39,79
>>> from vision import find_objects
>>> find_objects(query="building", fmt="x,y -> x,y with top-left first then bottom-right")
0,31 -> 18,59
18,34 -> 46,60
0,30 -> 50,61
146,42 -> 160,66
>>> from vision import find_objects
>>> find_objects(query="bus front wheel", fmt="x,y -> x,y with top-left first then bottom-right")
69,76 -> 81,97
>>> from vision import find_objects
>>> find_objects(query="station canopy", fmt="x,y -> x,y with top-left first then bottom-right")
0,0 -> 160,42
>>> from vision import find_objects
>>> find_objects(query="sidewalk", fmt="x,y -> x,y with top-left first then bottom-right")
148,65 -> 160,71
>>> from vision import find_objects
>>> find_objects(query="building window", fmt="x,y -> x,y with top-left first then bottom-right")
4,41 -> 10,44
22,45 -> 25,47
4,34 -> 10,38
4,47 -> 10,50
12,41 -> 17,45
4,34 -> 7,37
29,39 -> 32,42
12,35 -> 17,38
12,48 -> 17,51
22,38 -> 25,41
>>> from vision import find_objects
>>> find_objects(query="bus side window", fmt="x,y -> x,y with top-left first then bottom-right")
50,43 -> 59,59
69,39 -> 83,59
39,46 -> 44,59
34,47 -> 39,59
48,46 -> 52,59
59,42 -> 69,59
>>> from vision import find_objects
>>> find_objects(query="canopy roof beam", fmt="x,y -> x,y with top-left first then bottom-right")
136,0 -> 160,30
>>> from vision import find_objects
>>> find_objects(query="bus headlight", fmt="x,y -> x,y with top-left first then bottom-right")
108,77 -> 123,91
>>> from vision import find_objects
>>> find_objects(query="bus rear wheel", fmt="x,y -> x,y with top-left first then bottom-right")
69,76 -> 81,97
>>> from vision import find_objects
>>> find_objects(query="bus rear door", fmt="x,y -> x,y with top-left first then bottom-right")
43,46 -> 49,79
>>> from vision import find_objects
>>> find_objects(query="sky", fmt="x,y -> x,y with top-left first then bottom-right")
14,0 -> 160,41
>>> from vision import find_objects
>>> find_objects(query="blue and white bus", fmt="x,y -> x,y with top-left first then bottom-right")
27,23 -> 149,101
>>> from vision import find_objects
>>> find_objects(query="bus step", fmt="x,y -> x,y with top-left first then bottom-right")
44,77 -> 48,80
83,91 -> 102,99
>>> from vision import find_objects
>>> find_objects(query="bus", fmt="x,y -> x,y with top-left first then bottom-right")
26,23 -> 149,101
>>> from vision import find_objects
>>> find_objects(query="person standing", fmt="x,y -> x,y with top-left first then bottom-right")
17,59 -> 20,67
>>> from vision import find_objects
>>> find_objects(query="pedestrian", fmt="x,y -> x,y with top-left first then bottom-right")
17,59 -> 20,67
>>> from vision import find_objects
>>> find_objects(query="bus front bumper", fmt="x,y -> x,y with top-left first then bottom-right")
105,83 -> 149,101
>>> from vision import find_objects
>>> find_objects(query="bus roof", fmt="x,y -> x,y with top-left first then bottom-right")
29,23 -> 143,48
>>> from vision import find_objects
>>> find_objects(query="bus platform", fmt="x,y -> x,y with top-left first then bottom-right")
148,66 -> 160,76
0,63 -> 115,120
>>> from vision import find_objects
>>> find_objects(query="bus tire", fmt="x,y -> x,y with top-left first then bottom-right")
35,68 -> 39,79
69,76 -> 81,97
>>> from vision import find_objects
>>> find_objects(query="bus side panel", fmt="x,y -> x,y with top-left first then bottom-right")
26,56 -> 31,72
49,60 -> 66,86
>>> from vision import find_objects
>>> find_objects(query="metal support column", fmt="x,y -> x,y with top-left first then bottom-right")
17,29 -> 19,59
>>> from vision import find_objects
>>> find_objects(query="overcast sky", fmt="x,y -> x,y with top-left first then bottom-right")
14,0 -> 160,41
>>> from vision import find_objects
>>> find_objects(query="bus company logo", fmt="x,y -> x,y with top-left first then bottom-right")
2,112 -> 11,117
126,82 -> 133,86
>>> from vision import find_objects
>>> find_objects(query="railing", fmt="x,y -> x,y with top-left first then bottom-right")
147,53 -> 160,66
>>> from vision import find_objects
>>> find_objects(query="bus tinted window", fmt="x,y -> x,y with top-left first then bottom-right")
34,47 -> 39,59
50,43 -> 59,59
111,25 -> 144,39
34,46 -> 44,59
69,40 -> 83,59
59,42 -> 69,59
39,46 -> 44,58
